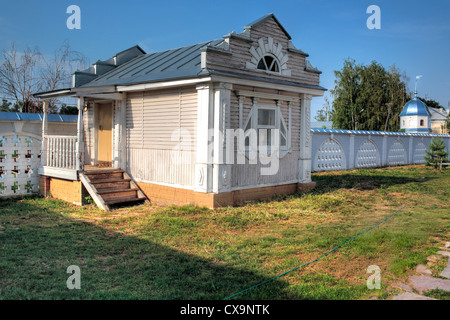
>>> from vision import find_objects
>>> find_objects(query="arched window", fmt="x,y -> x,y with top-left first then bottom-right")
420,119 -> 424,126
257,55 -> 280,73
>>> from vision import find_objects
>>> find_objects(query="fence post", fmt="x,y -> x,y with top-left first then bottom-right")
381,133 -> 387,166
41,100 -> 48,167
349,134 -> 355,169
76,97 -> 84,171
408,135 -> 414,164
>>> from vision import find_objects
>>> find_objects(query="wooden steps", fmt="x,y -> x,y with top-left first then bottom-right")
79,169 -> 148,211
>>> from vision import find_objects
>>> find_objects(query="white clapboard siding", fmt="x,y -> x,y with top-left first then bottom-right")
231,86 -> 301,151
231,151 -> 299,188
126,87 -> 197,187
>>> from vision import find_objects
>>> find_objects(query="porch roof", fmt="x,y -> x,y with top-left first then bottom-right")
0,111 -> 77,122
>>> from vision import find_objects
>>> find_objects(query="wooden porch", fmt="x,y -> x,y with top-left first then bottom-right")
38,98 -> 84,181
38,97 -> 148,211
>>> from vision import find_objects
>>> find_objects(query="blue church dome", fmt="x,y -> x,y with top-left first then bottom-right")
399,97 -> 432,117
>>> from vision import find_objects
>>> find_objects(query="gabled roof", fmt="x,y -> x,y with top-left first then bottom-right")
244,13 -> 292,40
429,107 -> 449,121
35,13 -> 325,94
80,39 -> 223,88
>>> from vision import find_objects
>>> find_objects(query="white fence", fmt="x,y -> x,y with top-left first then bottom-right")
0,112 -> 77,198
311,129 -> 450,172
0,133 -> 42,197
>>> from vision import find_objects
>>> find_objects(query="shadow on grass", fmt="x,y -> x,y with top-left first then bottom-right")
310,168 -> 437,195
0,197 -> 297,300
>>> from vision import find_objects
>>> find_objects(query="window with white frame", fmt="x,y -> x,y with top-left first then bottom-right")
243,104 -> 289,153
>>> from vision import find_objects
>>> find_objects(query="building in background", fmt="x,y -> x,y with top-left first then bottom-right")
428,106 -> 449,134
399,96 -> 432,133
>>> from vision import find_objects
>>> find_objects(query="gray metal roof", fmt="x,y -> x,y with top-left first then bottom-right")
429,107 -> 449,121
81,39 -> 223,88
244,13 -> 292,40
61,13 -> 325,92
0,111 -> 77,122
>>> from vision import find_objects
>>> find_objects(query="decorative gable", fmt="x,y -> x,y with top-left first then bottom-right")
245,37 -> 291,76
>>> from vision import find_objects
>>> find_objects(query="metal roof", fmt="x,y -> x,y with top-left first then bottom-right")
81,39 -> 223,88
244,13 -> 292,40
429,107 -> 449,121
0,111 -> 77,122
399,98 -> 432,117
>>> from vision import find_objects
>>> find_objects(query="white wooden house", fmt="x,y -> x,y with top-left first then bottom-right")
34,13 -> 325,210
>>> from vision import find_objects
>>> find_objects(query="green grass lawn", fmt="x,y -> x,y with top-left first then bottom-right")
0,165 -> 449,300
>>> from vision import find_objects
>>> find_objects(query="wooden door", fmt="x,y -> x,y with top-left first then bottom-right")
97,103 -> 112,166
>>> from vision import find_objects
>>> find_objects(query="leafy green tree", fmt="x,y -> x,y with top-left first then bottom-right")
424,137 -> 448,170
59,104 -> 78,115
417,97 -> 443,110
0,99 -> 12,111
330,58 -> 362,130
330,59 -> 409,131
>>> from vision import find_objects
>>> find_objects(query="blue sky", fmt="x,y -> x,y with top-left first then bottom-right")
1,0 -> 449,118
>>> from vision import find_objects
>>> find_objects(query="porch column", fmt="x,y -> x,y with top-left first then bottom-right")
41,100 -> 49,167
212,82 -> 232,193
119,94 -> 127,170
113,95 -> 127,169
195,83 -> 214,193
76,97 -> 84,171
298,94 -> 313,183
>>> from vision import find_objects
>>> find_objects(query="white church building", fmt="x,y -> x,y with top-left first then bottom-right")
399,96 -> 432,133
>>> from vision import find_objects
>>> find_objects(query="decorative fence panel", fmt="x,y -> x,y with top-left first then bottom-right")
0,112 -> 77,198
0,133 -> 41,197
311,129 -> 450,172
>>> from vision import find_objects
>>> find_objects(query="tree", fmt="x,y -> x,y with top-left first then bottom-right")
0,43 -> 41,113
0,40 -> 87,113
330,58 -> 362,130
40,39 -> 88,112
330,59 -> 409,131
59,104 -> 78,115
314,96 -> 331,122
417,97 -> 443,110
424,137 -> 448,170
0,99 -> 13,111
